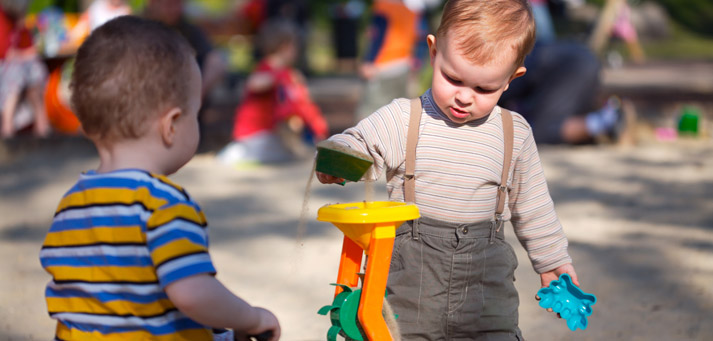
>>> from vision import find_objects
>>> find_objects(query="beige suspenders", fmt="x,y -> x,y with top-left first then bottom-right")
496,108 -> 514,221
403,98 -> 422,204
404,98 -> 514,238
493,107 -> 514,243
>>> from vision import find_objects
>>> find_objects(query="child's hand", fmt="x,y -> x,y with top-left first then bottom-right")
237,307 -> 281,341
316,171 -> 345,185
538,263 -> 579,288
286,116 -> 305,133
536,263 -> 579,315
246,72 -> 276,93
359,63 -> 377,80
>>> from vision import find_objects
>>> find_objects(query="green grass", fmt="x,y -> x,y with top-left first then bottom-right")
641,22 -> 713,60
605,22 -> 713,62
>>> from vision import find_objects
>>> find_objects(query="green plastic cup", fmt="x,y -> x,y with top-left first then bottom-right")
316,140 -> 374,183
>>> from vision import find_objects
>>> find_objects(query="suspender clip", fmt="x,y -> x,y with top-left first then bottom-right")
490,214 -> 505,244
495,213 -> 505,232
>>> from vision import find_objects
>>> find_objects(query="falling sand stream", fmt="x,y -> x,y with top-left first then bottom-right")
296,161 -> 376,246
296,160 -> 317,247
293,148 -> 375,277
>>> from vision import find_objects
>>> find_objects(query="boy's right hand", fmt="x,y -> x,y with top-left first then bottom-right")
236,307 -> 280,341
316,171 -> 345,185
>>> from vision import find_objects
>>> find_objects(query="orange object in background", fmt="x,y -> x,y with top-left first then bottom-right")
45,61 -> 80,134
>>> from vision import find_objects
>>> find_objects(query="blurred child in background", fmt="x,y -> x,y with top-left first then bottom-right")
217,19 -> 328,166
0,0 -> 49,138
499,0 -> 621,144
356,0 -> 419,120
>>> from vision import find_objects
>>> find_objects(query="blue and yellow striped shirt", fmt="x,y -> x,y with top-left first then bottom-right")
40,169 -> 216,340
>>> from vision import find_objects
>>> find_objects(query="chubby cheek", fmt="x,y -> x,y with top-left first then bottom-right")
178,122 -> 199,159
431,77 -> 453,112
188,122 -> 200,154
476,94 -> 501,115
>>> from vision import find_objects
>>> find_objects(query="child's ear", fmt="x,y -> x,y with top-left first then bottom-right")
504,66 -> 527,91
427,34 -> 437,66
160,107 -> 182,147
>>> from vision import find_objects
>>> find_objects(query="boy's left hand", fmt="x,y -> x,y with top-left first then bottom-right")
538,263 -> 578,288
536,263 -> 579,315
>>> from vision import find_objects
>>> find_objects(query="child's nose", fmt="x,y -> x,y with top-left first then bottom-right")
454,89 -> 474,107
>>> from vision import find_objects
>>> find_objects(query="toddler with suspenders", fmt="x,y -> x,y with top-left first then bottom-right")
316,1 -> 580,339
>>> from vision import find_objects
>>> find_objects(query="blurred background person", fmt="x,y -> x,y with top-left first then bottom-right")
499,0 -> 621,145
329,0 -> 365,74
217,20 -> 328,166
236,0 -> 310,73
355,0 -> 419,121
0,0 -> 49,138
263,0 -> 310,73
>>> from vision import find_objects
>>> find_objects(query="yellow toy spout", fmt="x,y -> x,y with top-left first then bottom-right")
318,201 -> 419,341
317,201 -> 420,250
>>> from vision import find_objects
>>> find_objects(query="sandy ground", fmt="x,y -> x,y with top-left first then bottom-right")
1,137 -> 712,340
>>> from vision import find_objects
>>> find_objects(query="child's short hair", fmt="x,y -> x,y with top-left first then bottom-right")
71,15 -> 196,140
256,19 -> 298,57
436,0 -> 535,68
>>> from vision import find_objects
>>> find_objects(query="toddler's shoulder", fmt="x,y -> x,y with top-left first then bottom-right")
370,97 -> 413,123
499,106 -> 534,138
386,97 -> 412,114
143,172 -> 198,208
146,175 -> 205,226
500,107 -> 531,129
152,174 -> 188,195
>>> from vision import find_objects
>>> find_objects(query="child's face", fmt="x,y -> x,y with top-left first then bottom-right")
428,33 -> 526,124
165,61 -> 202,174
279,41 -> 298,66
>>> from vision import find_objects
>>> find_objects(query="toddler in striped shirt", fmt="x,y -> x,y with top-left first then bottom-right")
317,0 -> 579,339
39,16 -> 280,341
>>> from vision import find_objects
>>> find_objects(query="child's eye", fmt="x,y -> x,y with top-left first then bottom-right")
476,87 -> 497,94
444,73 -> 462,85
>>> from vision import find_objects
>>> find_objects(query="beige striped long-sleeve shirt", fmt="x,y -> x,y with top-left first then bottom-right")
330,90 -> 571,273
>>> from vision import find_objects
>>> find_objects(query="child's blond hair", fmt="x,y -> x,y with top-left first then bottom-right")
70,16 -> 195,140
436,0 -> 536,68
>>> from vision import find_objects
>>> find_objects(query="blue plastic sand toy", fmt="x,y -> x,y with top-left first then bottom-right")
537,273 -> 597,331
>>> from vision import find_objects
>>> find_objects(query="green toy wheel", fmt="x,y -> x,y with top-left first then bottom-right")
318,284 -> 398,341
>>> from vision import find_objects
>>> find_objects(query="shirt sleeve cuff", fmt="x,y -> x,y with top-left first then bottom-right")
533,253 -> 573,274
157,252 -> 217,289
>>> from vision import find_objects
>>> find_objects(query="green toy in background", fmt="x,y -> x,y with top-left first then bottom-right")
678,106 -> 701,136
